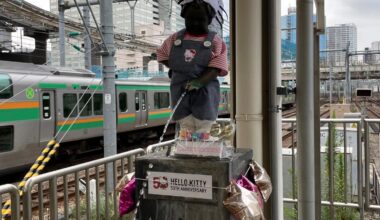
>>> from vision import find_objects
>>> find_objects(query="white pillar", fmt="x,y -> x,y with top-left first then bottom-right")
235,0 -> 263,163
268,0 -> 283,218
297,0 -> 316,219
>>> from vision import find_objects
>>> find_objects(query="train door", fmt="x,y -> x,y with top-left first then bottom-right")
134,90 -> 148,127
39,90 -> 55,143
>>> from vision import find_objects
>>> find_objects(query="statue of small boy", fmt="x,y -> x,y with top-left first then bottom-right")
157,0 -> 228,138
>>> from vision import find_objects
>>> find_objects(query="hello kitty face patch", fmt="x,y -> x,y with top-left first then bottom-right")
184,49 -> 197,62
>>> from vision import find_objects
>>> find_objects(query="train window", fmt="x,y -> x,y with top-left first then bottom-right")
93,94 -> 103,115
119,92 -> 128,112
154,92 -> 170,109
0,73 -> 12,99
135,93 -> 140,111
0,126 -> 14,152
79,93 -> 92,116
63,93 -> 78,118
42,93 -> 51,119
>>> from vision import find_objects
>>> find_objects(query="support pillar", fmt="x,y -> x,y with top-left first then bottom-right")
100,0 -> 117,192
235,0 -> 263,164
297,0 -> 316,219
314,26 -> 321,220
83,6 -> 92,70
59,0 -> 66,67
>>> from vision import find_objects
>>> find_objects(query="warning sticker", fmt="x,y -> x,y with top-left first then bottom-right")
104,94 -> 111,104
147,172 -> 212,200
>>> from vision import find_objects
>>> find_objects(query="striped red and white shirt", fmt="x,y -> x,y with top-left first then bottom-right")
157,32 -> 228,76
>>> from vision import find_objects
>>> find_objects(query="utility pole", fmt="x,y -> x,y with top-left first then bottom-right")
329,65 -> 332,107
127,1 -> 138,39
58,0 -> 66,67
100,0 -> 117,192
83,6 -> 92,70
345,41 -> 350,103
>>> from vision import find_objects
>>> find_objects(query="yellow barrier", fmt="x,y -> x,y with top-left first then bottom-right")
1,139 -> 57,219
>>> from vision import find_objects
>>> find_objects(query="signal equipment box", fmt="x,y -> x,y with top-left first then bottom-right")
356,88 -> 372,97
135,148 -> 253,220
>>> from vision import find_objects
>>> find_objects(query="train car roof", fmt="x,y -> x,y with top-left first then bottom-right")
0,61 -> 95,77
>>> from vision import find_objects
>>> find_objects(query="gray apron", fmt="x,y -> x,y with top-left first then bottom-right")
169,29 -> 220,121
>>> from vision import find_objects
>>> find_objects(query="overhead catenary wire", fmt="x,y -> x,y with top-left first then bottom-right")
73,0 -> 96,46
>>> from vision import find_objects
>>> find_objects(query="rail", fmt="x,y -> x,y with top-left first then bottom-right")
22,148 -> 145,220
0,184 -> 19,220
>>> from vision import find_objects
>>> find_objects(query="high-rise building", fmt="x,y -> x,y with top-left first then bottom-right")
369,41 -> 380,64
280,7 -> 327,61
326,24 -> 357,66
49,0 -> 184,70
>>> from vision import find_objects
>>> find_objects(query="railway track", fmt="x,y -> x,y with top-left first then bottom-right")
354,101 -> 380,133
282,108 -> 330,148
282,107 -> 296,118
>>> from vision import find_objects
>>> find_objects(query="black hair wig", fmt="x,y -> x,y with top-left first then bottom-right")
180,0 -> 216,24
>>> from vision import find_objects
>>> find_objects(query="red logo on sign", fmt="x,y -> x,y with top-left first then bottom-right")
153,176 -> 168,189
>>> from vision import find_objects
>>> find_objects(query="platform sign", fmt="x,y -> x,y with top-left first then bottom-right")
147,172 -> 212,200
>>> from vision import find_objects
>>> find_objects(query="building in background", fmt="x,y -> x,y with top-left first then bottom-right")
281,7 -> 327,62
49,0 -> 184,71
0,28 -> 12,51
368,41 -> 380,64
326,24 -> 357,66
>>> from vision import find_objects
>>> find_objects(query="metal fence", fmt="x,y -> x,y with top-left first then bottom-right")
370,163 -> 380,206
282,118 -> 364,219
0,184 -> 19,220
22,148 -> 145,220
364,119 -> 380,211
283,118 -> 380,219
3,117 -> 380,219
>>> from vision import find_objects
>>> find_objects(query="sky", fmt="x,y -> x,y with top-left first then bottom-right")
282,0 -> 380,50
24,0 -> 380,50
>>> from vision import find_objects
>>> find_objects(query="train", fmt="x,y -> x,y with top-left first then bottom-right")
281,75 -> 296,108
0,60 -> 296,175
0,61 -> 230,175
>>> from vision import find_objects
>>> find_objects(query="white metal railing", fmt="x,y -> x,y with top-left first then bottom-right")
370,163 -> 380,207
22,148 -> 145,220
364,119 -> 380,211
282,118 -> 364,219
2,117 -> 380,219
0,184 -> 20,220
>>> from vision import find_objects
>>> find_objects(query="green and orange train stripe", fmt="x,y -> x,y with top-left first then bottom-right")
148,109 -> 171,120
118,113 -> 136,124
0,101 -> 39,122
56,110 -> 173,131
57,114 -> 136,131
57,116 -> 104,131
218,103 -> 226,111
